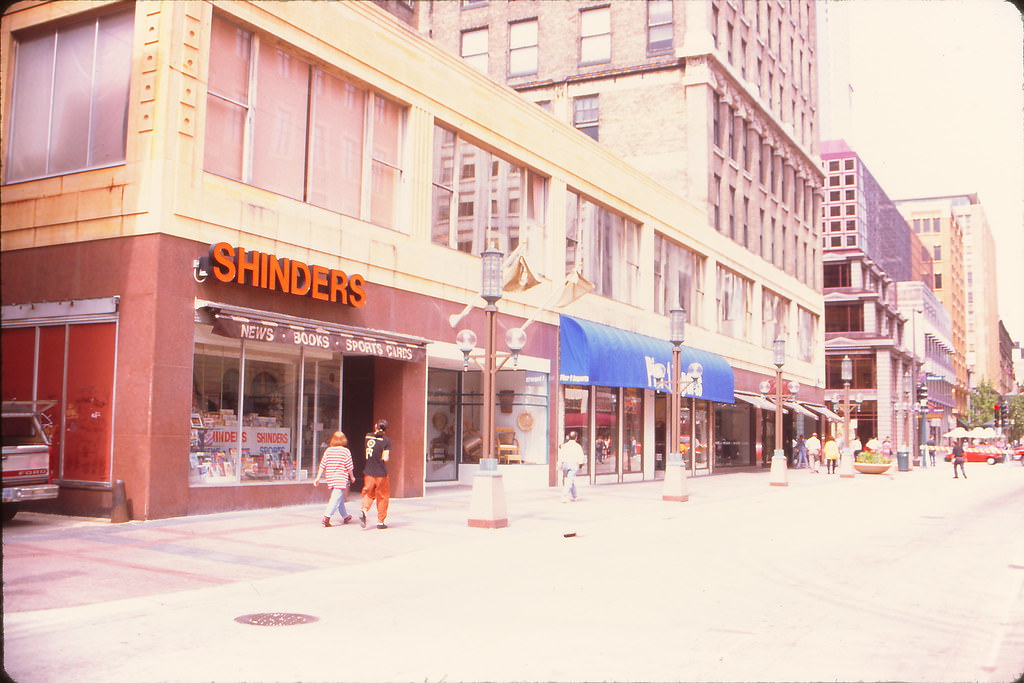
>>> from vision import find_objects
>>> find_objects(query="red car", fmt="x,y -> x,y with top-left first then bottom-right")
944,444 -> 1005,465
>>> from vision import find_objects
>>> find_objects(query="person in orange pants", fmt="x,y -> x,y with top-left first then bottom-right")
360,419 -> 391,529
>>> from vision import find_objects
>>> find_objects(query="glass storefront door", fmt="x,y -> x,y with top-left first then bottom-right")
594,387 -> 618,476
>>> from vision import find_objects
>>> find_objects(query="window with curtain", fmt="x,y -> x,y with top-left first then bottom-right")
762,289 -> 789,348
205,13 -> 405,228
716,266 -> 750,340
5,8 -> 133,183
797,306 -> 815,362
579,6 -> 611,65
461,27 -> 489,72
508,19 -> 538,76
566,191 -> 640,305
653,234 -> 704,325
431,125 -> 547,271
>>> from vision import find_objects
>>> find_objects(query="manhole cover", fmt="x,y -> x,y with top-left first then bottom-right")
234,612 -> 319,626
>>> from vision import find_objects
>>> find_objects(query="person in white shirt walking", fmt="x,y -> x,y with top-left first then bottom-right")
557,431 -> 586,502
805,432 -> 822,473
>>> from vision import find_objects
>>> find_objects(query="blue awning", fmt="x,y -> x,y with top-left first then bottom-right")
558,315 -> 734,404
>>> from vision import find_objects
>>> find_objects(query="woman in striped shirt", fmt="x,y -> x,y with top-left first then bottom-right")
313,431 -> 354,527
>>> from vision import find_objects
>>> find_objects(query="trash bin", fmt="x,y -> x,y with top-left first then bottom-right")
897,448 -> 910,472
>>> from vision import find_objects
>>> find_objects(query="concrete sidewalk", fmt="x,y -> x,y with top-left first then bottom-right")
4,463 -> 1024,683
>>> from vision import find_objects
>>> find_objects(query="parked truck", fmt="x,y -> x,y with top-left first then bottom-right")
2,401 -> 59,521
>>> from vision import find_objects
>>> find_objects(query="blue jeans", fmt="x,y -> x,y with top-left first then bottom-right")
561,465 -> 579,500
796,450 -> 808,468
323,487 -> 350,519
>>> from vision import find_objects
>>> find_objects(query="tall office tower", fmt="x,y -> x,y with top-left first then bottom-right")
895,196 -> 971,420
425,0 -> 824,292
818,141 -> 955,445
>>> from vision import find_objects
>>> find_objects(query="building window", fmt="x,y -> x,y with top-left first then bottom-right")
933,244 -> 942,261
762,289 -> 790,348
797,307 -> 815,362
431,125 -> 547,269
823,262 -> 851,288
654,234 -> 703,324
579,6 -> 611,65
566,191 -> 640,304
934,273 -> 943,289
573,95 -> 600,141
712,174 -> 721,230
5,8 -> 133,183
716,266 -> 751,340
461,27 -> 489,72
206,14 -> 404,227
825,303 -> 863,333
508,19 -> 539,76
647,0 -> 673,53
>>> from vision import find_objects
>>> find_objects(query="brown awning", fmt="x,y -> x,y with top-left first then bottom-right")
201,304 -> 427,363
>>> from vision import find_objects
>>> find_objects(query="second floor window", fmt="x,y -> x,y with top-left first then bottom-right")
508,20 -> 538,76
717,266 -> 751,341
431,125 -> 547,271
653,234 -> 704,325
573,95 -> 600,141
762,289 -> 790,348
566,191 -> 640,305
205,14 -> 405,228
580,6 -> 611,65
6,8 -> 133,183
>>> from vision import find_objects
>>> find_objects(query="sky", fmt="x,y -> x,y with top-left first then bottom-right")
818,0 -> 1024,341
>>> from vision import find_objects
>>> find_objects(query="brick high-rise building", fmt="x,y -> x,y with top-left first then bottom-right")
425,0 -> 824,293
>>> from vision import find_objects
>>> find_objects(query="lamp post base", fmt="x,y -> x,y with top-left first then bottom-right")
662,457 -> 689,502
467,459 -> 509,528
839,450 -> 856,478
769,450 -> 789,486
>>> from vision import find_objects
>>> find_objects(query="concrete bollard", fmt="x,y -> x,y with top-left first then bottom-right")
110,479 -> 130,523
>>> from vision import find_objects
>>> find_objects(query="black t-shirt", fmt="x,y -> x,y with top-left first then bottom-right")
364,431 -> 391,478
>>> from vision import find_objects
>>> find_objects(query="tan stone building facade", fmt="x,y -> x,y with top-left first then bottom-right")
2,1 -> 824,519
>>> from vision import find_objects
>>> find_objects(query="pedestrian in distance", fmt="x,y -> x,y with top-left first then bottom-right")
313,431 -> 354,527
952,439 -> 966,479
795,434 -> 808,469
805,432 -> 822,473
823,436 -> 840,474
850,435 -> 863,459
557,431 -> 586,502
361,419 -> 392,529
881,436 -> 893,461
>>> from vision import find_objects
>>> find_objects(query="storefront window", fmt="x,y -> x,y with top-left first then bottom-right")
426,369 -> 459,481
622,388 -> 643,473
680,399 -> 711,469
715,402 -> 751,467
190,329 -> 342,486
427,367 -> 548,479
563,385 -> 591,476
594,387 -> 618,475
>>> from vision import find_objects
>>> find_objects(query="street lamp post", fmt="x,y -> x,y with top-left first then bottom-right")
466,246 -> 511,528
839,355 -> 855,478
769,337 -> 788,487
663,308 -> 689,502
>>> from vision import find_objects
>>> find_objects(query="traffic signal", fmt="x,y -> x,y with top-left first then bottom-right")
916,382 -> 928,403
995,403 -> 1002,427
1002,403 -> 1010,424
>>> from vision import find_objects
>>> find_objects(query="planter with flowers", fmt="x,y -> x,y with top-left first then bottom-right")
854,448 -> 893,474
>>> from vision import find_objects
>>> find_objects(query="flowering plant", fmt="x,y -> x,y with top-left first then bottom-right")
856,448 -> 891,464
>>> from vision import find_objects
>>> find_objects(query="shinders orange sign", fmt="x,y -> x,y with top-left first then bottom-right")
208,242 -> 366,308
